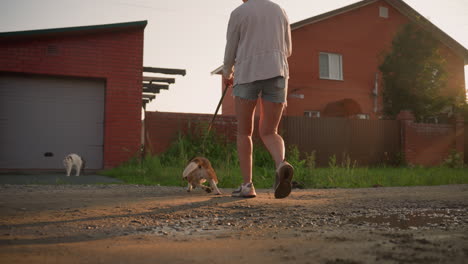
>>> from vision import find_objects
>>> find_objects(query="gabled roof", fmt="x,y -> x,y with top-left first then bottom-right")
211,65 -> 223,75
0,20 -> 148,40
212,0 -> 468,74
291,0 -> 468,64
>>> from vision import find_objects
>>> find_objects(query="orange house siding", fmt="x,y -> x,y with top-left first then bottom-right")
221,0 -> 466,118
439,46 -> 466,98
286,1 -> 407,119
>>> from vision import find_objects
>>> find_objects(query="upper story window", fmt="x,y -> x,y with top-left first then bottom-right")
379,6 -> 389,18
319,52 -> 343,81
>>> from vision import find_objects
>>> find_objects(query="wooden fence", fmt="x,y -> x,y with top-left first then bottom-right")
144,112 -> 464,167
281,117 -> 401,167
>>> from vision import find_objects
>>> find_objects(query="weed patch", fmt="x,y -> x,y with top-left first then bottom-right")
101,127 -> 468,188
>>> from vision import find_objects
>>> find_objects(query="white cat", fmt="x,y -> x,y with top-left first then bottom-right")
63,153 -> 85,176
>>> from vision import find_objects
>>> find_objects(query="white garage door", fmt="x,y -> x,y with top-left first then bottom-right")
0,74 -> 105,170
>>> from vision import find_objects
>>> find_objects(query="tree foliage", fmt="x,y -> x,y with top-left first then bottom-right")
379,23 -> 453,121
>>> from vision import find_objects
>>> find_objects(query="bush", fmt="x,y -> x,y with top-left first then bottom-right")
442,149 -> 464,168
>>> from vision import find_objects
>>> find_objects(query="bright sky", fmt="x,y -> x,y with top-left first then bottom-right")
1,0 -> 467,114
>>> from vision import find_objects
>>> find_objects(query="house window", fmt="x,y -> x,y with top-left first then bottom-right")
304,111 -> 320,118
319,52 -> 343,81
379,6 -> 389,18
356,114 -> 370,120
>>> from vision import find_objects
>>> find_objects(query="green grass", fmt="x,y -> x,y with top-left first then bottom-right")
100,124 -> 468,189
293,167 -> 468,189
100,156 -> 468,189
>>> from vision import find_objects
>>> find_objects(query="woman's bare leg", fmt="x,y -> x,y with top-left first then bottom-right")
259,99 -> 285,168
235,97 -> 257,184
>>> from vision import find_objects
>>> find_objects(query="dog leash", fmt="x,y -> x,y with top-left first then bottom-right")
201,82 -> 231,154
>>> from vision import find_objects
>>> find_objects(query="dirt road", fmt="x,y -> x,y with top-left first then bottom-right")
0,184 -> 466,263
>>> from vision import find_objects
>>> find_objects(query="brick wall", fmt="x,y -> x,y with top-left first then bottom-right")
144,112 -> 238,155
397,111 -> 464,166
220,0 -> 466,119
146,111 -> 464,167
0,25 -> 145,168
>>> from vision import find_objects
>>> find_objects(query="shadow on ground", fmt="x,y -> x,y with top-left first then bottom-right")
0,173 -> 122,185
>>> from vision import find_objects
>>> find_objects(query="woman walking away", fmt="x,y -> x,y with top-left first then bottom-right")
222,0 -> 294,199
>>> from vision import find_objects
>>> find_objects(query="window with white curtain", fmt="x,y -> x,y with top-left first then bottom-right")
319,52 -> 343,81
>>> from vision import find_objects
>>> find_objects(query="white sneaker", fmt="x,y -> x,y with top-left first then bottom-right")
232,183 -> 257,198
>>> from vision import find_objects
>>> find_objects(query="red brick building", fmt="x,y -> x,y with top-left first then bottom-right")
215,0 -> 468,119
0,21 -> 147,170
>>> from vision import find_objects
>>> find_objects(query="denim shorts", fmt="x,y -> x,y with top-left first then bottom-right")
232,76 -> 287,103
